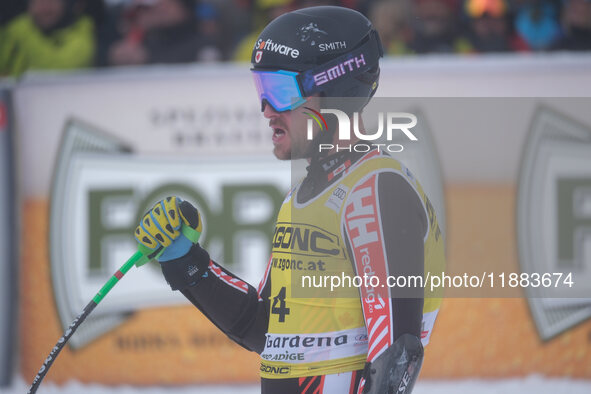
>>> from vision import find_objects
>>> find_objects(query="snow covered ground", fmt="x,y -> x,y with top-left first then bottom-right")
3,375 -> 591,394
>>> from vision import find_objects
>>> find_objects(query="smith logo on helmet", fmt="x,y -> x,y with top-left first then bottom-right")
319,41 -> 347,52
313,54 -> 366,86
255,38 -> 300,58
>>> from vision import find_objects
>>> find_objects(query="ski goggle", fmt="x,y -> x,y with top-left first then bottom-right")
251,30 -> 383,113
251,69 -> 307,112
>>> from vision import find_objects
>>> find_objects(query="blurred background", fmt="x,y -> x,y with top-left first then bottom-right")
1,0 -> 591,393
1,0 -> 591,73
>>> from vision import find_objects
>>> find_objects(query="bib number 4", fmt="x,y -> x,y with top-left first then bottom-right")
271,287 -> 290,323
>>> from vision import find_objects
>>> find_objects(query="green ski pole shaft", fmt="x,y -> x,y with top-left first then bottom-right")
27,223 -> 201,393
27,250 -> 148,394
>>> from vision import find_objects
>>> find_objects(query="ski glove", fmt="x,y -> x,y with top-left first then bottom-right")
134,196 -> 210,290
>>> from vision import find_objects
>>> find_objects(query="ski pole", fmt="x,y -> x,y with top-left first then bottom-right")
27,224 -> 200,394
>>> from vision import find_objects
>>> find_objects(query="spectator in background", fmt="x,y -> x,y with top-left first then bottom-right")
514,0 -> 562,50
554,0 -> 591,50
108,0 -> 222,66
226,0 -> 253,41
368,0 -> 412,55
232,0 -> 294,62
196,1 -> 227,61
408,0 -> 472,53
0,0 -> 27,26
0,0 -> 96,77
464,0 -> 529,52
295,0 -> 344,7
232,0 -> 344,62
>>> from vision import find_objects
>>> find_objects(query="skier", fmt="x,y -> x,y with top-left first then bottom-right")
134,6 -> 445,393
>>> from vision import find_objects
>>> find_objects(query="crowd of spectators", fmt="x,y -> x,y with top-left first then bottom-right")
0,0 -> 590,77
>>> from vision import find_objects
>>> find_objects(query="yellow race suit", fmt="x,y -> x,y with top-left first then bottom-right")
172,148 -> 445,393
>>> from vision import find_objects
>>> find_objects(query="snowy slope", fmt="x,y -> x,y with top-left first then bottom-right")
4,375 -> 591,394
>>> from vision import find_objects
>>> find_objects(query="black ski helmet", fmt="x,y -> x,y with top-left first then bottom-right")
251,6 -> 383,112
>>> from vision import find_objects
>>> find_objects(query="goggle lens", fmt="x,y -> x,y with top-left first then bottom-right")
252,70 -> 307,112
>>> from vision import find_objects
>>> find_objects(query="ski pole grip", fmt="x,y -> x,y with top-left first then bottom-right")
181,223 -> 201,243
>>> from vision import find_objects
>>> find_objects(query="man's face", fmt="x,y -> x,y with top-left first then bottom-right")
263,96 -> 322,161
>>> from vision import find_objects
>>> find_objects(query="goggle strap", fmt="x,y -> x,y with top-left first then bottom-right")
299,30 -> 382,97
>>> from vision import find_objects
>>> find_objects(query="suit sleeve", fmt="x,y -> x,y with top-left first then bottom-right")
343,171 -> 427,363
177,255 -> 272,354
